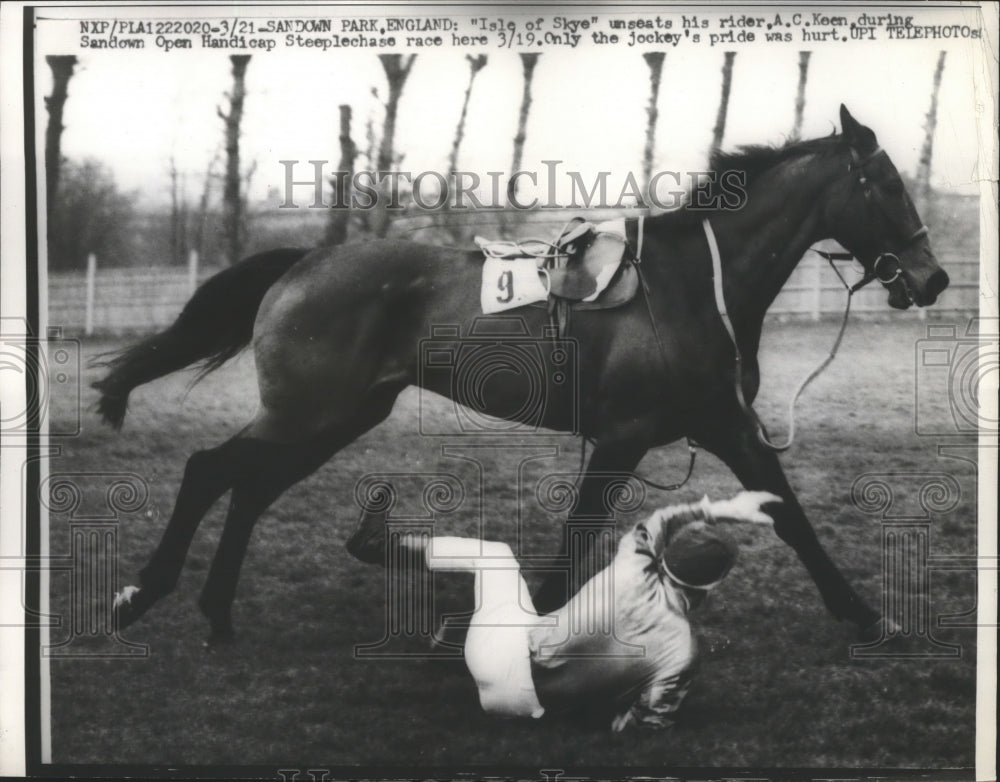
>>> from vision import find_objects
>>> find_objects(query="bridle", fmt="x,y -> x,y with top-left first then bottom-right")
605,143 -> 934,486
703,143 -> 933,452
836,145 -> 930,292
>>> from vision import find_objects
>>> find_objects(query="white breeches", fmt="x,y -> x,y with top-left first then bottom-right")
423,536 -> 546,719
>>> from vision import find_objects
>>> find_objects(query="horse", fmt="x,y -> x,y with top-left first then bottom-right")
96,106 -> 949,644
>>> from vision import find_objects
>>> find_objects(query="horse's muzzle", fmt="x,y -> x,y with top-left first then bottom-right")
892,266 -> 949,309
922,268 -> 951,305
911,267 -> 950,307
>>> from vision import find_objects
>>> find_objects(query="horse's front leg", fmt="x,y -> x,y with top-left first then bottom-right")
697,412 -> 882,637
532,439 -> 648,614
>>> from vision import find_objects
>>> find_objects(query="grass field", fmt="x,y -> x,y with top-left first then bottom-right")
45,316 -> 980,772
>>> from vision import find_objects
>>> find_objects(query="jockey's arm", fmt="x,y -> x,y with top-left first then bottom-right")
636,491 -> 782,557
611,667 -> 696,733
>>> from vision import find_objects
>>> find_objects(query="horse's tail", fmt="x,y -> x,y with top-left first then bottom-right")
92,247 -> 311,429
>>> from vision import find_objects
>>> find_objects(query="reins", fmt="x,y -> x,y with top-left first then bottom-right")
702,144 -> 930,453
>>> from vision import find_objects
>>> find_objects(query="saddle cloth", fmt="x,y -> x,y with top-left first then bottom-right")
477,218 -> 637,316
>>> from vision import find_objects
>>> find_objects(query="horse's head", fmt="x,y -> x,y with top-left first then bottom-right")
823,105 -> 950,309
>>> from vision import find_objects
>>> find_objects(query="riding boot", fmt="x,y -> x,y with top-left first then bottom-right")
345,507 -> 430,573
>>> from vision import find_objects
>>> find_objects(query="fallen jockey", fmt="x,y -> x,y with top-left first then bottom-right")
346,490 -> 782,731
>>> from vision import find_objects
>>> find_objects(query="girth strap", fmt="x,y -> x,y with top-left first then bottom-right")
702,218 -> 867,453
625,214 -> 644,261
702,219 -> 750,414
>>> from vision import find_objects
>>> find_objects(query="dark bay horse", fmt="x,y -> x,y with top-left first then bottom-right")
98,106 -> 949,643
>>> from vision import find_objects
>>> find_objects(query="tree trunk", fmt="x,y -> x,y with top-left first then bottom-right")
178,172 -> 188,264
44,55 -> 77,205
373,54 -> 416,237
219,54 -> 251,264
355,116 -> 377,236
641,52 -> 666,192
510,53 -> 540,179
711,52 -> 736,156
790,51 -> 811,142
505,53 -> 540,235
916,51 -> 947,214
448,54 -> 487,174
326,104 -> 356,246
195,153 -> 218,263
170,155 -> 184,266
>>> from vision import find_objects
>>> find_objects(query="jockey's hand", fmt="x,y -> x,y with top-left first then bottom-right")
708,491 -> 782,524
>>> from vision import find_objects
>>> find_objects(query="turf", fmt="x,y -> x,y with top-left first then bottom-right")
45,317 -> 979,771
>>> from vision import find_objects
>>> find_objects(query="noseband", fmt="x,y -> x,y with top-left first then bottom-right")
846,146 -> 929,290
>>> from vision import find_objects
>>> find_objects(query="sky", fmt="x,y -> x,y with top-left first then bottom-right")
34,5 -> 990,210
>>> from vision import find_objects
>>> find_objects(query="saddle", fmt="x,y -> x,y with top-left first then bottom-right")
475,217 -> 641,337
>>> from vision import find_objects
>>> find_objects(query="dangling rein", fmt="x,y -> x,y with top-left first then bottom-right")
702,218 -> 904,453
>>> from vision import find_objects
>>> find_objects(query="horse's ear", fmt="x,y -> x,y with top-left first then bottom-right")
840,104 -> 878,152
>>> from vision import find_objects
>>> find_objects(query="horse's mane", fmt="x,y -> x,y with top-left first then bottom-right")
654,132 -> 845,229
709,133 -> 843,185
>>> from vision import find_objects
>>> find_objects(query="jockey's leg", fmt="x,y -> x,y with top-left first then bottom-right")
419,537 -> 543,719
351,526 -> 544,718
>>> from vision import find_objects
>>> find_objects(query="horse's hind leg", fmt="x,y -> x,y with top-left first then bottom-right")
115,436 -> 252,629
532,438 -> 648,614
195,436 -> 336,643
196,384 -> 405,642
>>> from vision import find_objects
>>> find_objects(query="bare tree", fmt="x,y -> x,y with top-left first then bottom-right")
363,93 -> 378,170
916,51 -> 947,214
242,158 -> 258,240
710,52 -> 736,156
326,104 -> 356,246
510,53 -> 540,180
448,54 -> 488,173
504,52 -> 541,235
44,55 -> 77,205
641,52 -> 666,192
169,157 -> 185,265
194,153 -> 219,263
218,54 -> 251,264
354,111 -> 378,236
373,54 -> 417,237
790,51 -> 811,142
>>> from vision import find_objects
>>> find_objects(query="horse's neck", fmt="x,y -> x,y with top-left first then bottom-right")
711,157 -> 838,330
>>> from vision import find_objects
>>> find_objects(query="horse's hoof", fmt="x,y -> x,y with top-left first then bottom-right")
113,585 -> 153,630
203,628 -> 236,651
857,616 -> 902,643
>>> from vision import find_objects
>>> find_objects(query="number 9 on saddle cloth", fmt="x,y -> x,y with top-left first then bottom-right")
475,217 -> 641,337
